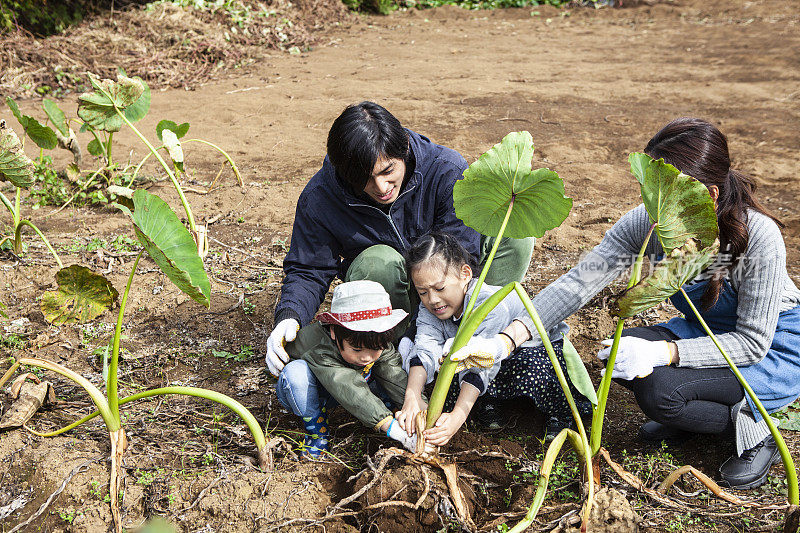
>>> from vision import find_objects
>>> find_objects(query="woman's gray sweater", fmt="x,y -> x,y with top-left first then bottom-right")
531,204 -> 800,453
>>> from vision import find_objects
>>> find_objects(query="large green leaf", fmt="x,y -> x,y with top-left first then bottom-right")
40,265 -> 119,325
87,138 -> 106,157
161,129 -> 184,172
42,99 -> 69,137
23,118 -> 57,150
77,75 -> 145,132
0,120 -> 34,188
156,120 -> 190,141
453,131 -> 572,239
118,190 -> 210,307
629,153 -> 718,253
562,335 -> 597,406
6,97 -> 57,150
5,97 -> 27,129
123,77 -> 151,124
612,237 -> 719,318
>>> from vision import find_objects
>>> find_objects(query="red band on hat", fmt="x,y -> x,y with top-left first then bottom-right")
326,306 -> 391,322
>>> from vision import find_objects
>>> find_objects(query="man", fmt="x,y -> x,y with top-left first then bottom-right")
266,102 -> 534,431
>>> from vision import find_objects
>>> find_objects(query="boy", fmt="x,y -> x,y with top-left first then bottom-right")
274,280 -> 419,457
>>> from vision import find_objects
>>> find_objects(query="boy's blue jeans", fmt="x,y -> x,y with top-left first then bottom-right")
276,359 -> 391,419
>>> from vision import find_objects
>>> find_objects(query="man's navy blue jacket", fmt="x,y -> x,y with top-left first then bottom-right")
274,129 -> 481,326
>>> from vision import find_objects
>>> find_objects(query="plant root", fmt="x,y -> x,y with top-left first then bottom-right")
784,505 -> 800,533
109,428 -> 128,533
599,447 -> 784,511
658,464 -> 750,506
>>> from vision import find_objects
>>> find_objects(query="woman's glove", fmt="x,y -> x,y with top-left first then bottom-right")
386,419 -> 417,452
447,335 -> 513,374
597,337 -> 672,380
266,318 -> 300,377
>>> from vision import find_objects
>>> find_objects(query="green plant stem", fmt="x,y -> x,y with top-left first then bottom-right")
27,386 -> 267,454
0,357 -> 118,431
182,139 -> 243,187
679,287 -> 799,504
513,283 -> 593,523
590,222 -> 655,456
127,139 -> 243,188
106,132 -> 113,165
14,187 -> 21,225
12,188 -> 22,253
115,110 -> 196,232
108,251 -> 143,424
508,428 -> 585,533
14,220 -> 63,267
0,190 -> 14,216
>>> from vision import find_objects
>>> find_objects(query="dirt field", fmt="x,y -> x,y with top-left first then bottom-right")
1,0 -> 799,531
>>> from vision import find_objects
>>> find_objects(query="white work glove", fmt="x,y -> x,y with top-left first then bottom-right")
398,336 -> 413,359
266,318 -> 300,377
597,337 -> 672,380
386,419 -> 417,452
445,335 -> 513,374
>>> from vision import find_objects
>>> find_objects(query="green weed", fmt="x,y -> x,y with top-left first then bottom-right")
211,344 -> 253,362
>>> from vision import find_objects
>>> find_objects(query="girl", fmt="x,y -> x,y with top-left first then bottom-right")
397,232 -> 593,446
531,117 -> 800,489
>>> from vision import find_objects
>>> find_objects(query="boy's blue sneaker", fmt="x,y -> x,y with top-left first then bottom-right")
301,406 -> 330,458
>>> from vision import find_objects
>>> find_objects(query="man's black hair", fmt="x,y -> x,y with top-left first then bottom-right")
327,101 -> 410,193
331,323 -> 395,352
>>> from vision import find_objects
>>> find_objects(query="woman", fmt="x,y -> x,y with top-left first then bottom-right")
465,117 -> 800,489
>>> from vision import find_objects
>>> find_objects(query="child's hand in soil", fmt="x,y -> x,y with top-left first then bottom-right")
423,410 -> 467,447
397,394 -> 427,435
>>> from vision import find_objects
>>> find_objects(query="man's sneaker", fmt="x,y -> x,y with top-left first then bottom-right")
472,398 -> 505,430
719,435 -> 780,489
637,420 -> 691,444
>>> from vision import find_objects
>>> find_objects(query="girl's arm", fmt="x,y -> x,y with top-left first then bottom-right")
424,382 -> 480,446
398,366 -> 429,435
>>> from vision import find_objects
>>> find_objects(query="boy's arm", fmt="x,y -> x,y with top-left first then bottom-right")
303,352 -> 394,431
373,348 -> 412,407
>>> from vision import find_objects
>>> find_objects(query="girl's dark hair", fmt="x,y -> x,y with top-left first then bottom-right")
331,324 -> 395,351
644,117 -> 782,309
327,101 -> 410,193
406,232 -> 476,277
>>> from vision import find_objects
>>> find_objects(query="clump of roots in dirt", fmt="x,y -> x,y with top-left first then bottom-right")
0,0 -> 351,98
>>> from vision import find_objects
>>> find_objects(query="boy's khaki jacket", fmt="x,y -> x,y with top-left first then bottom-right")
286,322 -> 408,431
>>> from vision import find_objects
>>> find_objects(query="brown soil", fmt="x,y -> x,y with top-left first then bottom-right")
1,0 -> 799,531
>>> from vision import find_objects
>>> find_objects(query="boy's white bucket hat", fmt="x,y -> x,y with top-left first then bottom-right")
317,280 -> 407,332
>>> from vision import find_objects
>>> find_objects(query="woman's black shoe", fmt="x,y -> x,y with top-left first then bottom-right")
544,417 -> 570,442
718,435 -> 780,490
472,398 -> 505,430
637,420 -> 691,444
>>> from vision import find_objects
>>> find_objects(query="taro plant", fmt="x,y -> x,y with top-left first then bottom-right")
0,189 -> 270,533
418,131 -> 598,528
77,73 -> 241,257
0,120 -> 63,266
605,154 -> 798,505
